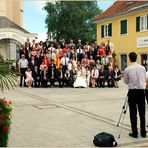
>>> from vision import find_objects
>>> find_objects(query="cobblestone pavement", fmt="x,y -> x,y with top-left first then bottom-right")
1,80 -> 148,147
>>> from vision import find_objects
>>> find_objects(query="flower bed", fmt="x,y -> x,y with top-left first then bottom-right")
0,98 -> 12,147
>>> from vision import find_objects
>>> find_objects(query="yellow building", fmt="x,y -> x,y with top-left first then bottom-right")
0,0 -> 36,60
94,1 -> 148,71
0,0 -> 23,27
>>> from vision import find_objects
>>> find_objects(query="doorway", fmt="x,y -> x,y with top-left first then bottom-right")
140,53 -> 148,71
121,54 -> 127,71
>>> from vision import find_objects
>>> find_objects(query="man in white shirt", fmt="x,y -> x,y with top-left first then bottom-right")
76,45 -> 83,62
48,43 -> 55,55
18,54 -> 28,87
146,71 -> 148,104
124,52 -> 146,138
60,53 -> 69,71
101,54 -> 109,70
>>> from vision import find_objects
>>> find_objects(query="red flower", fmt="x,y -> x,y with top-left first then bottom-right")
6,114 -> 10,119
9,101 -> 12,104
0,114 -> 2,119
2,126 -> 9,133
3,100 -> 8,104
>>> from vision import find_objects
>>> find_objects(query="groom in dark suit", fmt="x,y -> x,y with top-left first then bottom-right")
57,64 -> 65,88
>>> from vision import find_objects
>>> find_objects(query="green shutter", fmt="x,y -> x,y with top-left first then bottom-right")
108,23 -> 112,36
121,20 -> 127,34
101,25 -> 104,38
136,16 -> 140,32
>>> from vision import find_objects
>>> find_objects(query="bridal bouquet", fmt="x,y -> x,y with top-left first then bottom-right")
0,98 -> 12,147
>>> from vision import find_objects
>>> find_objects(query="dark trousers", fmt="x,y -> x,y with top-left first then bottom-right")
20,68 -> 27,87
50,78 -> 55,86
42,79 -> 48,87
64,78 -> 72,86
146,89 -> 148,104
34,78 -> 40,87
108,78 -> 114,87
99,78 -> 105,87
128,89 -> 146,135
58,78 -> 64,88
63,65 -> 67,72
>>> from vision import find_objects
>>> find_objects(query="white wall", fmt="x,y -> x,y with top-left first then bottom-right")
9,42 -> 16,60
0,40 -> 17,60
0,43 -> 7,60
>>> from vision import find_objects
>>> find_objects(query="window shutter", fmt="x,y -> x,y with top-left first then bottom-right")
108,23 -> 112,36
136,16 -> 140,32
101,25 -> 104,38
121,20 -> 127,34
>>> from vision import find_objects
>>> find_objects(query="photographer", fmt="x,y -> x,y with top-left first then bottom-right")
124,52 -> 146,138
146,71 -> 148,103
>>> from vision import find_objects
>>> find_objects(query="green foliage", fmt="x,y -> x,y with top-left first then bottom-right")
0,98 -> 12,147
0,57 -> 18,92
44,1 -> 102,43
112,51 -> 117,59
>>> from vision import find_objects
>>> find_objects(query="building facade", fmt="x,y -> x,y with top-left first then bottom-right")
0,0 -> 23,27
0,0 -> 36,60
94,1 -> 148,71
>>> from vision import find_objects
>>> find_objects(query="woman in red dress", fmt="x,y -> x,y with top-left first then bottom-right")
98,42 -> 106,58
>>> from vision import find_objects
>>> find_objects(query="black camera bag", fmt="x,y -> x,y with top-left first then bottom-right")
93,132 -> 117,147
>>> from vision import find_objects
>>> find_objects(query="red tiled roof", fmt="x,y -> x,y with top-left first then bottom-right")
94,1 -> 148,22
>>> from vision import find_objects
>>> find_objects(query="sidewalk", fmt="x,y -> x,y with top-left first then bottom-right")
1,80 -> 148,147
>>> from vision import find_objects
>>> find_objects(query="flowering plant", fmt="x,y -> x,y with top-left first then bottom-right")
0,98 -> 12,147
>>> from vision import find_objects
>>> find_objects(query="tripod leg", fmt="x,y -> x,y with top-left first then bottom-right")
117,96 -> 128,127
117,108 -> 124,127
118,103 -> 128,139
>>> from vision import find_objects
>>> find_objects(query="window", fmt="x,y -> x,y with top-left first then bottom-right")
136,14 -> 148,32
101,23 -> 112,38
120,20 -> 127,34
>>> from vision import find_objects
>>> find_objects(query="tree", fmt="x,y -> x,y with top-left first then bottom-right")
44,1 -> 102,43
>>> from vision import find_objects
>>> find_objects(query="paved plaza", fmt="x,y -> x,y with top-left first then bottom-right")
1,80 -> 148,147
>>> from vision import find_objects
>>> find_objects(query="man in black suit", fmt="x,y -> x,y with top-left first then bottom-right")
107,66 -> 114,87
49,66 -> 57,87
25,38 -> 32,51
57,64 -> 65,88
26,50 -> 32,62
28,56 -> 37,72
35,51 -> 42,71
60,38 -> 66,49
53,37 -> 58,49
32,66 -> 40,87
64,69 -> 73,87
41,66 -> 48,88
49,59 -> 56,70
70,67 -> 77,85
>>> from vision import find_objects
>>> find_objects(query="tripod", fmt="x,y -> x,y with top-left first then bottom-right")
117,96 -> 128,138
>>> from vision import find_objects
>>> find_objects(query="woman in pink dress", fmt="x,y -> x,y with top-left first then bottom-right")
31,48 -> 37,56
25,67 -> 33,88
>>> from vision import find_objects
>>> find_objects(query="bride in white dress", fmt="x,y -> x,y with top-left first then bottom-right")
73,65 -> 87,88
